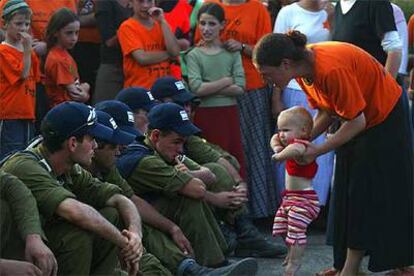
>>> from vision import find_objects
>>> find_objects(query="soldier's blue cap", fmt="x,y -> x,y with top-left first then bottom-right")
148,103 -> 201,136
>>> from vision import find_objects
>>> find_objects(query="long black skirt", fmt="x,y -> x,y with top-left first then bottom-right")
333,96 -> 414,272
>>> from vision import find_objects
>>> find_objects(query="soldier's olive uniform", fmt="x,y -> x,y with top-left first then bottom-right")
117,141 -> 228,267
2,145 -> 124,275
185,135 -> 240,172
0,171 -> 43,260
185,136 -> 247,224
100,167 -> 181,275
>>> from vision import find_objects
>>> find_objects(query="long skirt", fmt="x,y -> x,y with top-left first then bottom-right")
194,105 -> 246,178
333,96 -> 413,272
275,87 -> 335,205
237,86 -> 277,218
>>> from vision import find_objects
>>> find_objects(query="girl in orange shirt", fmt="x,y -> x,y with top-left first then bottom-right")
0,0 -> 40,159
44,8 -> 90,108
254,31 -> 413,275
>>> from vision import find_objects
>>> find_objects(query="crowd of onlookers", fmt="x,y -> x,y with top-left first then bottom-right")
0,0 -> 413,275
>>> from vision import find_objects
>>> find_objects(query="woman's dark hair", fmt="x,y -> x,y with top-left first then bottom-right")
45,7 -> 79,50
197,2 -> 225,23
253,30 -> 307,67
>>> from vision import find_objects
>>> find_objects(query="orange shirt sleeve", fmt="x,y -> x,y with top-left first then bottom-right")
0,50 -> 23,85
52,59 -> 77,86
118,21 -> 145,56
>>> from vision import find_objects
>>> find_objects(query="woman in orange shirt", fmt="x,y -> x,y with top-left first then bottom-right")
253,31 -> 413,275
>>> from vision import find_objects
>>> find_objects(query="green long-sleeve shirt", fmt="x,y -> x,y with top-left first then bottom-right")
187,47 -> 245,107
0,170 -> 43,240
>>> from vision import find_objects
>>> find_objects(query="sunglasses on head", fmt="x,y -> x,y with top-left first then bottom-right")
67,107 -> 97,138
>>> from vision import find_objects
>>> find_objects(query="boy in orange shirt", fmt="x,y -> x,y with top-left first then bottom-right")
117,0 -> 180,89
0,0 -> 40,159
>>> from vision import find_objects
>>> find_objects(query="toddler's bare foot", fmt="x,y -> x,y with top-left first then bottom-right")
284,262 -> 301,276
282,255 -> 289,266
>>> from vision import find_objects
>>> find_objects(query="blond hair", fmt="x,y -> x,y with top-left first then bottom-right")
278,106 -> 313,136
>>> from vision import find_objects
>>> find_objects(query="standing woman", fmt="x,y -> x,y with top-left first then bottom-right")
196,0 -> 276,219
273,0 -> 334,208
253,31 -> 413,275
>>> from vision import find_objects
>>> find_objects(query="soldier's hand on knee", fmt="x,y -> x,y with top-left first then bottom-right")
124,259 -> 139,276
25,234 -> 58,276
0,259 -> 43,276
210,191 -> 248,209
121,230 -> 143,263
170,225 -> 194,257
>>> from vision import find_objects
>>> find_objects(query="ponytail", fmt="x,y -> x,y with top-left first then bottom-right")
253,31 -> 308,67
286,30 -> 307,49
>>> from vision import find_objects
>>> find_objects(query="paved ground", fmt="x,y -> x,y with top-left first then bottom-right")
253,229 -> 333,276
230,217 -> 402,276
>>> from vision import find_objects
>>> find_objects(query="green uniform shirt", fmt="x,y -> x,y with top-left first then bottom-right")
126,139 -> 197,197
185,135 -> 223,164
2,144 -> 122,223
0,171 -> 43,239
99,167 -> 135,198
185,135 -> 241,170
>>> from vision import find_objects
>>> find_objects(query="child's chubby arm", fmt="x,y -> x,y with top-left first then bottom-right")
272,143 -> 306,162
270,133 -> 284,153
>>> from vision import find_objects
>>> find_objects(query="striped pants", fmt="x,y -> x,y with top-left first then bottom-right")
273,190 -> 320,245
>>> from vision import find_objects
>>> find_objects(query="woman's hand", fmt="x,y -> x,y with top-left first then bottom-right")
295,139 -> 321,162
223,39 -> 243,52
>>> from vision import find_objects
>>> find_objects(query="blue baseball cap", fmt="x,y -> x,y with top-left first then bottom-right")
148,103 -> 201,136
95,100 -> 143,138
42,101 -> 113,141
96,111 -> 136,145
115,87 -> 158,112
151,76 -> 199,105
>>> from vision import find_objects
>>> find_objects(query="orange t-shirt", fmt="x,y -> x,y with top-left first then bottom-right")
118,18 -> 171,89
296,42 -> 402,129
408,15 -> 414,51
44,47 -> 79,108
195,0 -> 271,90
0,44 -> 40,120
